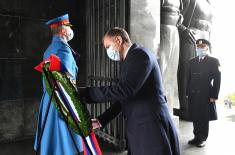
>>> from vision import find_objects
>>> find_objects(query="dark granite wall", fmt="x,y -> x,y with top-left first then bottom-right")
0,0 -> 86,142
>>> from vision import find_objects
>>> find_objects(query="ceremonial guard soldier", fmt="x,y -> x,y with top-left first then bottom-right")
34,14 -> 83,155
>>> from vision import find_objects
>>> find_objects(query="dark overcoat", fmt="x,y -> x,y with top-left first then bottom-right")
85,43 -> 180,155
186,55 -> 221,121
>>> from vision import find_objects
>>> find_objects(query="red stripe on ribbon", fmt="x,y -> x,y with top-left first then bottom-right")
90,130 -> 102,155
82,140 -> 88,155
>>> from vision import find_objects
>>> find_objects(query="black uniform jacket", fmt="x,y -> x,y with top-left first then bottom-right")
85,43 -> 180,155
186,55 -> 221,121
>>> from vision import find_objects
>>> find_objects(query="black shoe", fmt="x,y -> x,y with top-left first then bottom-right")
188,138 -> 198,145
196,141 -> 206,147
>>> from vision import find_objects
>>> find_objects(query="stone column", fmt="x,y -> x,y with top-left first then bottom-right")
130,0 -> 181,111
158,0 -> 181,111
130,0 -> 160,57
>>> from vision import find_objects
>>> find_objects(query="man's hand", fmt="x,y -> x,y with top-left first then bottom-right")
91,118 -> 102,130
78,87 -> 87,96
210,98 -> 217,103
78,87 -> 92,103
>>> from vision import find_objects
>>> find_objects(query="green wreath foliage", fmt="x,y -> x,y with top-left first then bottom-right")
42,63 -> 92,137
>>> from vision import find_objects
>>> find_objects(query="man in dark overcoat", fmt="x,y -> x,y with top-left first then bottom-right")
80,27 -> 180,155
186,39 -> 221,147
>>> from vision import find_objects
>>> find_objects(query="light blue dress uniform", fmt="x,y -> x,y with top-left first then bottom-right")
34,35 -> 83,155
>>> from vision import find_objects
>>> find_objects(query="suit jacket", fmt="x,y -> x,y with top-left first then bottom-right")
34,36 -> 83,155
186,55 -> 221,121
86,43 -> 180,155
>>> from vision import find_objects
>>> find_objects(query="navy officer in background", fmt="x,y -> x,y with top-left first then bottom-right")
79,27 -> 180,155
186,39 -> 221,147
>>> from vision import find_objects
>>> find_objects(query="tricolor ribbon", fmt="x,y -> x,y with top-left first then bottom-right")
35,54 -> 102,155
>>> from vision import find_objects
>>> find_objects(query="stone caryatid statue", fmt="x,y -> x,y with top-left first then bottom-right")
158,0 -> 182,110
174,0 -> 213,120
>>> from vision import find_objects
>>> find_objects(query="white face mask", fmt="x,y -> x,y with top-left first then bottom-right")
66,28 -> 74,42
106,46 -> 120,61
196,48 -> 207,58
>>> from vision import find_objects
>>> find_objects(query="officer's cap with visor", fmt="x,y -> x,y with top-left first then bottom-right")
45,14 -> 72,28
196,39 -> 211,48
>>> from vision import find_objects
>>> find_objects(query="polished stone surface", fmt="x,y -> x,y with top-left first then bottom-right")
0,0 -> 87,142
103,104 -> 235,155
178,103 -> 235,155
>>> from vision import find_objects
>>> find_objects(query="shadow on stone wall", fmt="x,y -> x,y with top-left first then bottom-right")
0,0 -> 86,142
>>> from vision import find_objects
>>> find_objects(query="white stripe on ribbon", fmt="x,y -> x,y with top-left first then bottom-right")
57,82 -> 81,122
85,136 -> 97,155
